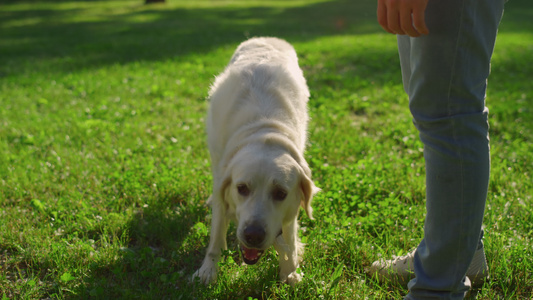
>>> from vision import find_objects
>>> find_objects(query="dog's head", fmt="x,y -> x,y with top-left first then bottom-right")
216,143 -> 318,265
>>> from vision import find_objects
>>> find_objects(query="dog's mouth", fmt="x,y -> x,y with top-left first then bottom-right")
239,230 -> 282,265
240,245 -> 264,265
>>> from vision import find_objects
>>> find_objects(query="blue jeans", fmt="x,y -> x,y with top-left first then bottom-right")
398,0 -> 505,298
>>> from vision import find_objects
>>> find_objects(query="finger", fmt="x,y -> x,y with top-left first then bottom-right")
387,10 -> 404,35
377,0 -> 394,34
412,6 -> 429,35
400,9 -> 421,37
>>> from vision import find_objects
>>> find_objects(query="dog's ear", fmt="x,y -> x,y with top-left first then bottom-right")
221,174 -> 232,201
299,163 -> 319,220
209,173 -> 232,211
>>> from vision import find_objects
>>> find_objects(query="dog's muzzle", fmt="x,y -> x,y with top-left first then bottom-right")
239,227 -> 283,265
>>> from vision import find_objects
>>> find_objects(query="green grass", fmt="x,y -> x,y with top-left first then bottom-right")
0,0 -> 531,299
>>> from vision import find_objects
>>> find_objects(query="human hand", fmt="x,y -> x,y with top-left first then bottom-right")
377,0 -> 429,37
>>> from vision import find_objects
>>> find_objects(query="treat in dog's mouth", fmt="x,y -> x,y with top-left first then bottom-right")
240,245 -> 264,265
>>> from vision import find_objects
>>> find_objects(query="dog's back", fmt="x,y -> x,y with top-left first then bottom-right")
207,37 -> 310,171
229,37 -> 298,68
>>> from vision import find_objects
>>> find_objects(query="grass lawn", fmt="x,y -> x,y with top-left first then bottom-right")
0,0 -> 531,299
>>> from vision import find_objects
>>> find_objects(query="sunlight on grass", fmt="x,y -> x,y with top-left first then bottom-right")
0,0 -> 531,299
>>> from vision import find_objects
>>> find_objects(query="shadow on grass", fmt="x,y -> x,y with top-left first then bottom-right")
1,0 -> 380,78
76,198 -> 284,299
75,198 -> 210,298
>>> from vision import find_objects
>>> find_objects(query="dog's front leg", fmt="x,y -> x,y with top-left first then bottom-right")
274,219 -> 302,285
192,197 -> 229,284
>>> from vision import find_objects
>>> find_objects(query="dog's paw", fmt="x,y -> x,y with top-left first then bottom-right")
191,263 -> 217,284
281,271 -> 302,286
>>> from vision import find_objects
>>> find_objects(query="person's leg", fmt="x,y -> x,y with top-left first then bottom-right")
398,0 -> 505,298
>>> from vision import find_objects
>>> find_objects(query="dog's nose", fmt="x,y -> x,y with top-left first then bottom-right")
244,224 -> 266,247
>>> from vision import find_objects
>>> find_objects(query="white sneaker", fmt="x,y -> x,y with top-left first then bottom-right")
466,246 -> 489,287
368,246 -> 489,287
367,249 -> 416,286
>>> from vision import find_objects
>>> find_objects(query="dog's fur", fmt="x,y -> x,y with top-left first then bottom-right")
192,37 -> 319,285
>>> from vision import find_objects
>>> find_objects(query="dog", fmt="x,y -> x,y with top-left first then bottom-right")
192,37 -> 319,285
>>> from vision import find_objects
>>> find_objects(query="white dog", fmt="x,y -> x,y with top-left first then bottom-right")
192,37 -> 319,285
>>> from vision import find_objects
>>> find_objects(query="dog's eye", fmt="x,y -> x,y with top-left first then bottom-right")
237,184 -> 250,197
272,188 -> 287,201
